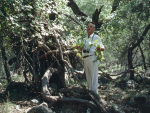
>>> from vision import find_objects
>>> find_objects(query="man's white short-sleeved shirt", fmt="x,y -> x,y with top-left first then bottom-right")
82,33 -> 104,57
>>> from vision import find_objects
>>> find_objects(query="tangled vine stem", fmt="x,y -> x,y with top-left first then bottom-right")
40,35 -> 109,113
41,67 -> 109,113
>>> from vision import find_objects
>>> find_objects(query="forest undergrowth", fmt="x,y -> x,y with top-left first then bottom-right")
0,70 -> 150,113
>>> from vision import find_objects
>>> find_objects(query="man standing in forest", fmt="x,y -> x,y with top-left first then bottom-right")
76,22 -> 105,94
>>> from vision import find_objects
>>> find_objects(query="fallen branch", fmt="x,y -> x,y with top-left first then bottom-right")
41,67 -> 107,113
48,96 -> 99,113
59,86 -> 108,113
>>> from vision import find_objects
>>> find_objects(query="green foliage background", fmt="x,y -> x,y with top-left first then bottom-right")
0,0 -> 150,78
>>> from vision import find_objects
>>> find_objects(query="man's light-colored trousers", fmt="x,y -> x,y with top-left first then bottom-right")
84,55 -> 99,94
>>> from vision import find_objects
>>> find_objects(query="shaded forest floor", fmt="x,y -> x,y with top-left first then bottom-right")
0,72 -> 150,113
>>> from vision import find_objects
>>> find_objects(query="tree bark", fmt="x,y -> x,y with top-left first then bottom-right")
92,5 -> 104,29
128,48 -> 134,80
41,67 -> 108,113
111,0 -> 121,13
131,23 -> 150,49
67,0 -> 88,17
41,67 -> 59,105
139,44 -> 147,70
128,23 -> 150,80
0,40 -> 11,83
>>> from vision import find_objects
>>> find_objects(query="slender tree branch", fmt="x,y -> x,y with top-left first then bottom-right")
62,13 -> 84,31
131,23 -> 150,50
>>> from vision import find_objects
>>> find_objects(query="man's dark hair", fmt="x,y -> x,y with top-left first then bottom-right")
87,22 -> 95,28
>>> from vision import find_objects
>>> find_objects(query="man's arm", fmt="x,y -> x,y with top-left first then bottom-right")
95,35 -> 105,52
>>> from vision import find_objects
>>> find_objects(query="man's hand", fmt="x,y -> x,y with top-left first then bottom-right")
96,47 -> 105,52
76,45 -> 82,51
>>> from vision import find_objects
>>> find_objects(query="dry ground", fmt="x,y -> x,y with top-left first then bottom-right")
1,74 -> 150,113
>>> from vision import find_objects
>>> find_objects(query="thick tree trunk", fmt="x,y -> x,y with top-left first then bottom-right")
0,40 -> 11,83
67,0 -> 88,17
92,5 -> 104,29
128,48 -> 134,80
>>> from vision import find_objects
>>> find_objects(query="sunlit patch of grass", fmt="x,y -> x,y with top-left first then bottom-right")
0,94 -> 15,113
1,102 -> 15,113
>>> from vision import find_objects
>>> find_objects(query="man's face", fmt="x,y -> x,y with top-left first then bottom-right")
87,23 -> 95,35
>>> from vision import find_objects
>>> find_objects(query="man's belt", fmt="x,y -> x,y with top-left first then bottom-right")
83,55 -> 93,58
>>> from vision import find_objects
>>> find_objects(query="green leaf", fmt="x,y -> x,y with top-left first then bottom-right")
76,53 -> 81,57
95,51 -> 98,56
93,39 -> 99,44
72,43 -> 76,47
74,49 -> 78,52
88,44 -> 91,47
